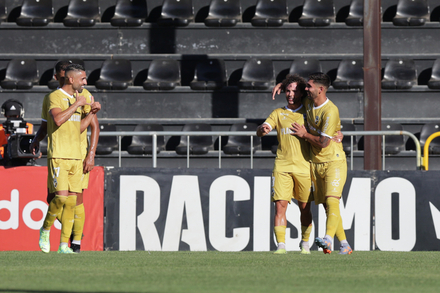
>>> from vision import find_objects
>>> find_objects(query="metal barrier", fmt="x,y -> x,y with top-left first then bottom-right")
95,130 -> 422,170
422,132 -> 440,170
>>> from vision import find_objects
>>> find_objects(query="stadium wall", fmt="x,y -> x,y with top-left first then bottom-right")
2,167 -> 440,252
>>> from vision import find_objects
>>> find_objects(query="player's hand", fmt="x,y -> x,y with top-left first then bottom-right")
29,140 -> 42,159
83,153 -> 95,173
271,83 -> 282,100
290,122 -> 307,138
256,124 -> 271,137
332,131 -> 343,143
90,98 -> 101,114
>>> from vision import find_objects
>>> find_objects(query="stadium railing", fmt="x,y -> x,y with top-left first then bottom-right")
91,130 -> 422,170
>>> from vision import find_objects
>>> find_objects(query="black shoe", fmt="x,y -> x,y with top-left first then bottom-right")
71,243 -> 81,253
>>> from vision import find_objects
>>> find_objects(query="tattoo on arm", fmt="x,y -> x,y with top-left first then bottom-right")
320,136 -> 330,147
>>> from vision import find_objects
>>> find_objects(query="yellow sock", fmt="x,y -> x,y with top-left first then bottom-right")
335,215 -> 347,242
56,206 -> 64,223
301,224 -> 312,242
325,197 -> 341,239
274,226 -> 286,244
72,203 -> 85,243
43,195 -> 67,230
60,196 -> 77,243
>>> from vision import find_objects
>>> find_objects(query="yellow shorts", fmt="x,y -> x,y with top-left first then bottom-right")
311,160 -> 347,205
81,170 -> 90,190
47,158 -> 83,194
271,171 -> 312,203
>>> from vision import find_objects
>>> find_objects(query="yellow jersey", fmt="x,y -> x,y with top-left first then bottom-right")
42,89 -> 92,160
45,89 -> 83,160
304,98 -> 345,163
264,105 -> 310,173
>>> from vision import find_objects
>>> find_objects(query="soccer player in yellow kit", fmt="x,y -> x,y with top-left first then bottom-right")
32,61 -> 100,253
290,72 -> 353,255
35,64 -> 100,253
257,74 -> 314,254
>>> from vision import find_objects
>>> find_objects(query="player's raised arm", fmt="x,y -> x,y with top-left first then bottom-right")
271,82 -> 283,100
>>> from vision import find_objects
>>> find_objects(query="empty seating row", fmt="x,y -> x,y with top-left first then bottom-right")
37,122 -> 440,157
1,0 -> 436,27
341,122 -> 440,155
39,123 -> 263,156
5,57 -> 440,91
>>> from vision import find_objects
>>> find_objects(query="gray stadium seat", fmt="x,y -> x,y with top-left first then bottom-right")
95,59 -> 133,90
251,0 -> 288,27
238,58 -> 275,90
381,59 -> 417,89
0,0 -> 7,23
16,0 -> 53,26
419,123 -> 440,154
393,0 -> 429,26
127,124 -> 165,155
298,0 -> 335,27
427,59 -> 440,89
111,0 -> 148,27
143,59 -> 181,90
340,123 -> 357,154
345,0 -> 363,26
223,123 -> 260,155
1,59 -> 39,90
332,59 -> 364,90
47,59 -> 85,89
204,0 -> 242,27
63,0 -> 101,27
289,59 -> 322,79
175,123 -> 213,155
96,124 -> 118,155
157,0 -> 194,26
190,59 -> 227,90
382,123 -> 405,154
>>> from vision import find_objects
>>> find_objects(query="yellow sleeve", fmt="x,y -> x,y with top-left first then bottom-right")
264,109 -> 279,130
320,106 -> 340,138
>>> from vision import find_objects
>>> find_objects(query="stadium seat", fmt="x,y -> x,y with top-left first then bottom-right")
190,59 -> 227,90
381,59 -> 417,89
175,123 -> 213,155
382,123 -> 405,154
332,59 -> 364,90
1,59 -> 39,90
204,0 -> 241,27
237,58 -> 275,90
420,123 -> 440,154
251,0 -> 288,27
289,59 -> 322,79
111,0 -> 147,27
298,0 -> 335,27
127,124 -> 165,155
47,59 -> 85,89
0,0 -> 7,23
345,0 -> 363,26
157,0 -> 194,26
427,59 -> 440,89
63,0 -> 100,27
223,123 -> 260,155
393,0 -> 429,26
96,124 -> 118,155
143,59 -> 181,90
340,123 -> 357,154
95,59 -> 133,90
16,0 -> 54,26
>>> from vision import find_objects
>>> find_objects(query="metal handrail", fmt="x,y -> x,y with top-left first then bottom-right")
422,132 -> 440,170
93,130 -> 421,170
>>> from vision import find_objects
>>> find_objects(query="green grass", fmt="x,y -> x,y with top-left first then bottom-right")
1,251 -> 440,293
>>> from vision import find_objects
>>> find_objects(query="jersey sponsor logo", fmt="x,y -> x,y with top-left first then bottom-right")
68,114 -> 81,122
280,128 -> 294,135
331,178 -> 340,187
